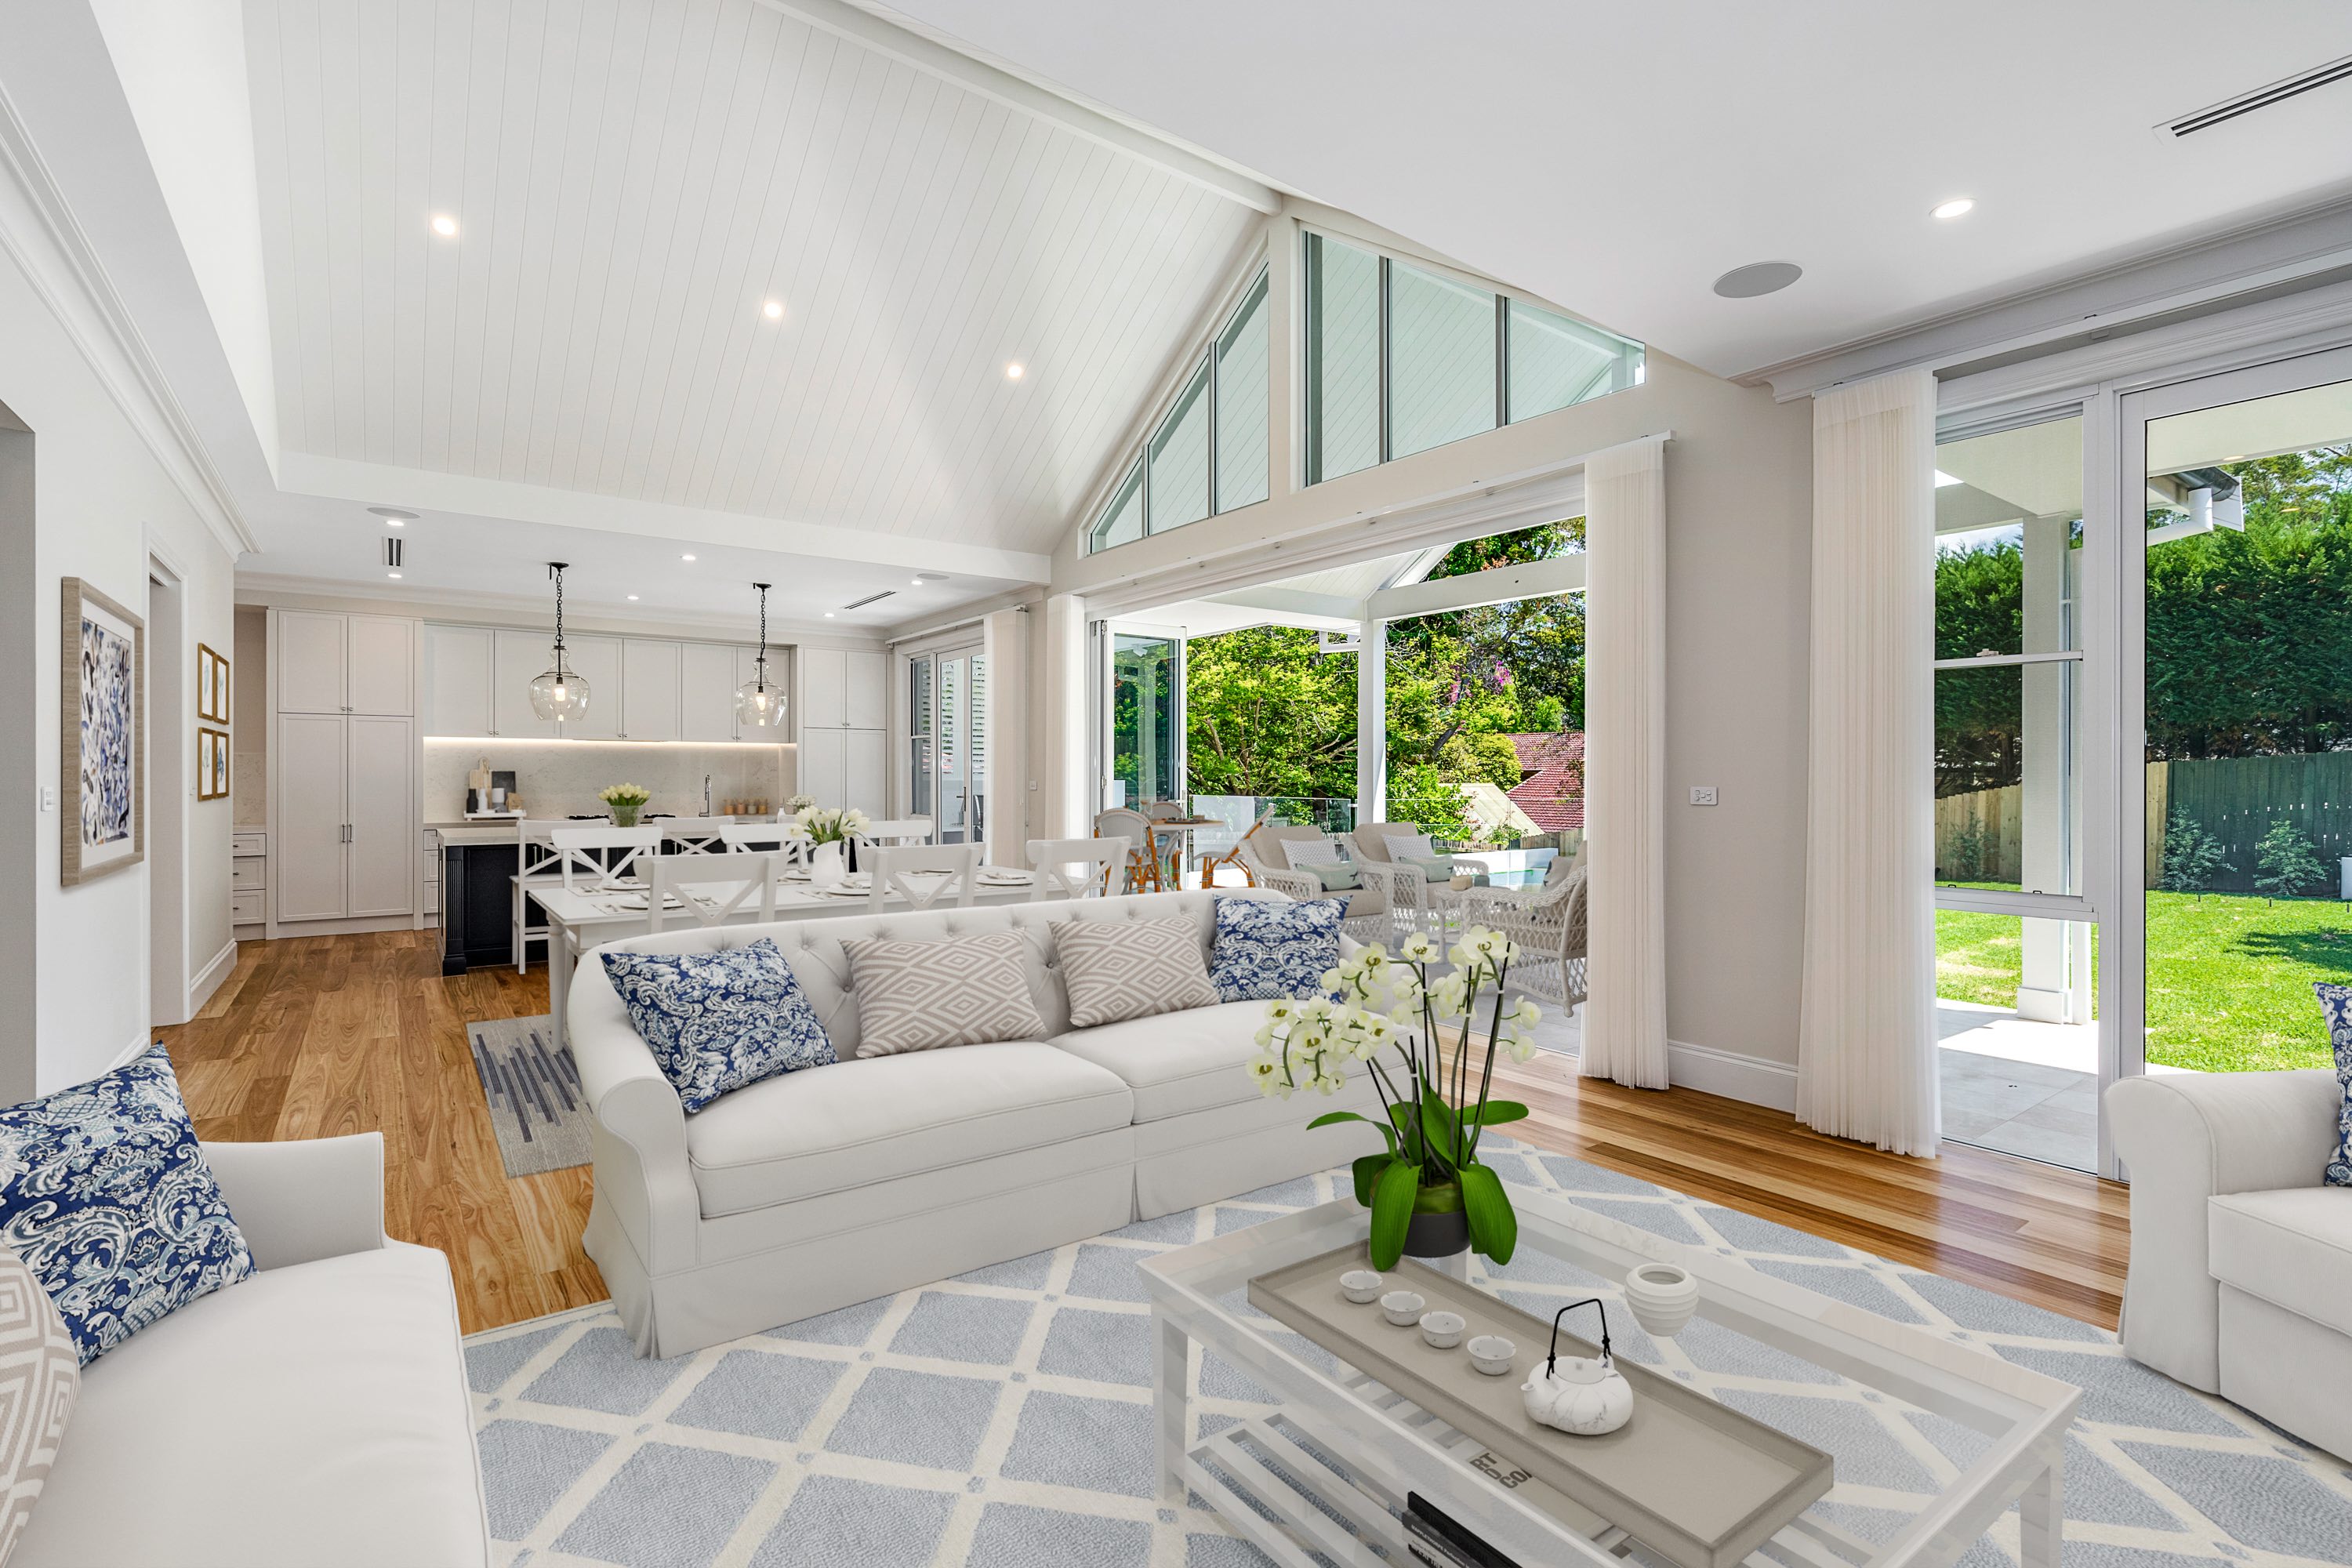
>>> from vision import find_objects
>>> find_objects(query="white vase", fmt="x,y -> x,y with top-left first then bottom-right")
1621,1261 -> 1700,1341
811,840 -> 846,887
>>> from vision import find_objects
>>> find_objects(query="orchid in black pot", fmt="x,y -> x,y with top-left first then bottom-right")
1247,927 -> 1540,1269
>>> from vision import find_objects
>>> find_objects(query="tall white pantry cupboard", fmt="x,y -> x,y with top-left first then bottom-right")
268,610 -> 420,934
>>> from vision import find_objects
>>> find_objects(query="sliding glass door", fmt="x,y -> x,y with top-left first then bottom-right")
2122,347 -> 2352,1103
1105,630 -> 1184,811
907,644 -> 987,844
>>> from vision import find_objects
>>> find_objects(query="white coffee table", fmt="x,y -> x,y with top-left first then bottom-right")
1142,1191 -> 2078,1568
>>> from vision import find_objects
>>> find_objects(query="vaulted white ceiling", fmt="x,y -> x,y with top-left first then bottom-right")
243,0 -> 1264,564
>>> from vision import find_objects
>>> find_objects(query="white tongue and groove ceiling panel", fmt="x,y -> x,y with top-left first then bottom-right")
242,0 -> 1261,557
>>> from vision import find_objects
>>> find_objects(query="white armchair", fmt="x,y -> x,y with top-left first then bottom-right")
2105,1069 -> 2350,1459
1453,863 -> 1587,1008
1236,823 -> 1411,943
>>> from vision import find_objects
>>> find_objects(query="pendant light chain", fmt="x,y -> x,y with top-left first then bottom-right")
553,562 -> 569,666
755,582 -> 771,690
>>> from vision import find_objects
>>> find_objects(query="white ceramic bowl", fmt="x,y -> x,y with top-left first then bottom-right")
1339,1269 -> 1384,1305
1379,1290 -> 1425,1326
1623,1261 -> 1701,1341
1419,1310 -> 1466,1349
1466,1334 -> 1516,1376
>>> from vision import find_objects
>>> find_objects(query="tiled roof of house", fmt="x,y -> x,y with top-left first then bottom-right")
1504,731 -> 1584,832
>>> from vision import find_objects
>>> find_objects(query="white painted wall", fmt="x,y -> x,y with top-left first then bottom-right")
0,239 -> 238,1092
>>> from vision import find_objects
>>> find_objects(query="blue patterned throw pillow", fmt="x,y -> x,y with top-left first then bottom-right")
2313,983 -> 2352,1186
602,938 -> 837,1113
0,1044 -> 253,1366
1209,895 -> 1350,1003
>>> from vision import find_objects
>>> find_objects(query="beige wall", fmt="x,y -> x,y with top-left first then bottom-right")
231,604 -> 266,826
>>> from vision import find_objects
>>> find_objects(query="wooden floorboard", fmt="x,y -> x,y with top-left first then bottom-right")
158,932 -> 2130,1337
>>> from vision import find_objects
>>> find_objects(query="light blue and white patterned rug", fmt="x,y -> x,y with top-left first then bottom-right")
464,1144 -> 2352,1568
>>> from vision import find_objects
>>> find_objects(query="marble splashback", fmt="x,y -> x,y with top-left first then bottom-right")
423,740 -> 793,823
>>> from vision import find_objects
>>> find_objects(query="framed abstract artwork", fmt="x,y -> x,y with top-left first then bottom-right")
61,579 -> 144,885
196,728 -> 230,801
196,642 -> 230,724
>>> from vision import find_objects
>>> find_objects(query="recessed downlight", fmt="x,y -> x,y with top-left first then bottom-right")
823,612 -> 836,618
1004,362 -> 1025,380
1932,197 -> 1976,220
626,593 -> 640,601
761,299 -> 784,321
1712,261 -> 1802,299
430,213 -> 459,238
368,506 -> 419,524
681,554 -> 697,562
387,571 -> 403,579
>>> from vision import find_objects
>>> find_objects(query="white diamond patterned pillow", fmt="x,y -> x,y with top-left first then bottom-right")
0,1243 -> 76,1560
1054,916 -> 1218,1028
1382,831 -> 1437,862
845,930 -> 1049,1056
1281,837 -> 1348,869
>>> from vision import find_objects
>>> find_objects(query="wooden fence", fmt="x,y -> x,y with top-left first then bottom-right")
1939,754 -> 2352,892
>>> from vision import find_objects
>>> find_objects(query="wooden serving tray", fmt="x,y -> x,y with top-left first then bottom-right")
1248,1245 -> 1835,1568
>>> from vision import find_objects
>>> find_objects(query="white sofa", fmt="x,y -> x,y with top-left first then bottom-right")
570,887 -> 1392,1357
2105,1069 -> 2352,1460
13,1133 -> 491,1567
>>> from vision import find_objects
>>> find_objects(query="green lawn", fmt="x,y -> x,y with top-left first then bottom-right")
1936,891 -> 2352,1073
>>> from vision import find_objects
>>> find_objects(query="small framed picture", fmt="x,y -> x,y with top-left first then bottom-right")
197,727 -> 230,801
196,643 -> 230,724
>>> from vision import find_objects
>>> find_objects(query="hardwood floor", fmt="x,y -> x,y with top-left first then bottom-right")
158,931 -> 2130,1337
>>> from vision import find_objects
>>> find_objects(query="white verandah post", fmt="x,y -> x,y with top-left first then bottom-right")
1355,618 -> 1385,831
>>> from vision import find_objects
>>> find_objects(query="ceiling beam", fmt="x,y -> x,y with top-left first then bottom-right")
763,0 -> 1279,215
1368,554 -> 1585,621
272,452 -> 1052,585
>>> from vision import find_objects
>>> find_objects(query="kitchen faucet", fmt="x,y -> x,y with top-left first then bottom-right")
703,774 -> 713,816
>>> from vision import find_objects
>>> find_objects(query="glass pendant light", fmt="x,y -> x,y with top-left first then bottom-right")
735,581 -> 787,731
528,561 -> 591,724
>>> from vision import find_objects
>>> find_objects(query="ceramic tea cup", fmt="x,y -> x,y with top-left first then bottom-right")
1419,1310 -> 1466,1348
1379,1290 -> 1425,1326
1339,1270 -> 1383,1305
1466,1334 -> 1516,1375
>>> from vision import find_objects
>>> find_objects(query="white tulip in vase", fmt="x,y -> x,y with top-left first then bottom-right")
789,804 -> 870,888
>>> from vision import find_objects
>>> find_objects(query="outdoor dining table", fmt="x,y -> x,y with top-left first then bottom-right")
535,868 -> 1037,1043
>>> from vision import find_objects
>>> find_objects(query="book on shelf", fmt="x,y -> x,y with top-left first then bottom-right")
1404,1492 -> 1523,1568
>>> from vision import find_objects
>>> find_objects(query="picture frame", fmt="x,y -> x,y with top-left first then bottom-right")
196,641 -> 230,724
60,578 -> 144,885
197,727 -> 230,801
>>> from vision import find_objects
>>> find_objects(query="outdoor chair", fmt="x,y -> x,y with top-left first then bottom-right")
1451,862 -> 1588,1009
1096,808 -> 1163,893
1236,822 -> 1406,945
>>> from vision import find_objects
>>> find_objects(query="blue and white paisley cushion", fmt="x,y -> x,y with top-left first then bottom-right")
1209,895 -> 1350,1003
601,938 -> 837,1114
2312,982 -> 2352,1186
0,1044 -> 254,1366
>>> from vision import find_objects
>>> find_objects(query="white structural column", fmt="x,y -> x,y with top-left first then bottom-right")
982,607 -> 1029,868
1356,618 -> 1386,826
1579,436 -> 1669,1090
1040,594 -> 1092,841
2016,514 -> 2083,1022
1797,368 -> 1940,1156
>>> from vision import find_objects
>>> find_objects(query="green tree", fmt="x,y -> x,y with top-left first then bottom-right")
2159,808 -> 2235,894
2252,818 -> 2327,898
1183,626 -> 1356,802
1386,763 -> 1473,841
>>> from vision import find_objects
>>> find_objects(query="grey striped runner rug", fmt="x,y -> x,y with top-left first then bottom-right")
466,1016 -> 591,1178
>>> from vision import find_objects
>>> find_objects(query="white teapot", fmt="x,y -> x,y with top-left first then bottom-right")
1521,1298 -> 1634,1436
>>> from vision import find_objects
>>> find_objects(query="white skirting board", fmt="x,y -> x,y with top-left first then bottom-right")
1666,1040 -> 1799,1111
109,1028 -> 154,1073
189,938 -> 239,1015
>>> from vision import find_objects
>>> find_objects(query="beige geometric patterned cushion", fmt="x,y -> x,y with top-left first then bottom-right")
844,930 -> 1050,1057
0,1244 -> 76,1560
1053,916 -> 1218,1029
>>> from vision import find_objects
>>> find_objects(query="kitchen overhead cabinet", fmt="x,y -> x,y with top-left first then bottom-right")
423,625 -> 493,736
559,636 -> 622,741
492,630 -> 558,739
272,712 -> 416,924
619,641 -> 681,741
799,727 -> 887,817
277,611 -> 414,717
681,643 -> 739,742
799,647 -> 886,814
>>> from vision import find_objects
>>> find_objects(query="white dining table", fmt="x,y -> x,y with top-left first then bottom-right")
535,869 -> 1039,1042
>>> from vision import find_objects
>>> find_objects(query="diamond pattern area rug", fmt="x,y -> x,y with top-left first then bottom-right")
464,1145 -> 2352,1568
466,1017 -> 591,1178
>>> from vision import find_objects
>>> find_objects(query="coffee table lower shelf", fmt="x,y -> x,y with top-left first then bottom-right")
1183,1367 -> 1884,1568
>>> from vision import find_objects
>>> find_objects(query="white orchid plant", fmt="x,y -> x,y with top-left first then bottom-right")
789,805 -> 871,845
1250,926 -> 1540,1269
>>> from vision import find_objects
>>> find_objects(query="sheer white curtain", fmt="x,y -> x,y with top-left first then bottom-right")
1796,369 -> 1939,1155
1581,435 -> 1669,1090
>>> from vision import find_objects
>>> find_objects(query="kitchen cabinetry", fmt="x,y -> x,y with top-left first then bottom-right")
681,643 -> 738,742
799,647 -> 885,812
276,611 -> 413,716
560,636 -> 622,740
423,625 -> 493,736
273,608 -> 418,930
620,640 -> 681,741
492,630 -> 558,739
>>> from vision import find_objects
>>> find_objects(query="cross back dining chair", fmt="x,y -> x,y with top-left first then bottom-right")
644,852 -> 780,934
550,825 -> 663,893
853,817 -> 935,851
655,817 -> 735,855
510,818 -> 565,975
719,822 -> 804,862
866,842 -> 982,912
1027,837 -> 1127,901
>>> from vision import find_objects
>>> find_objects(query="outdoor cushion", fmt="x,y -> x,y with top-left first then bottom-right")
683,1044 -> 1134,1218
2314,982 -> 2352,1185
1051,1002 -> 1280,1122
1382,831 -> 1438,863
1302,862 -> 1362,891
1282,838 -> 1348,869
1399,855 -> 1477,884
2207,1186 -> 2352,1339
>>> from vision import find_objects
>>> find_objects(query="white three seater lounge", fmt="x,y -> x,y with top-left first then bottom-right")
570,887 -> 1391,1357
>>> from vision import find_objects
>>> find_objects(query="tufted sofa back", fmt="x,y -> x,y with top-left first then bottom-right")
574,886 -> 1283,1059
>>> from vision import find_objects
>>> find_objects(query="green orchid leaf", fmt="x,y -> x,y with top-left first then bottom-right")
1459,1162 -> 1518,1265
1368,1161 -> 1420,1270
1420,1089 -> 1464,1169
1475,1101 -> 1531,1126
1352,1152 -> 1398,1208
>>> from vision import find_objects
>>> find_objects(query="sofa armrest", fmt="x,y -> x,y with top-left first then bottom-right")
568,956 -> 702,1276
204,1134 -> 387,1271
2104,1069 -> 2342,1391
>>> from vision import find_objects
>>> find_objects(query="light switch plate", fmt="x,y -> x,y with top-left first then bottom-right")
1689,786 -> 1719,806
38,784 -> 56,811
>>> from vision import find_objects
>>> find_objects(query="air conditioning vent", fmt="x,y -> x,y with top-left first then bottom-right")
840,590 -> 896,610
2161,53 -> 2352,136
383,536 -> 405,568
